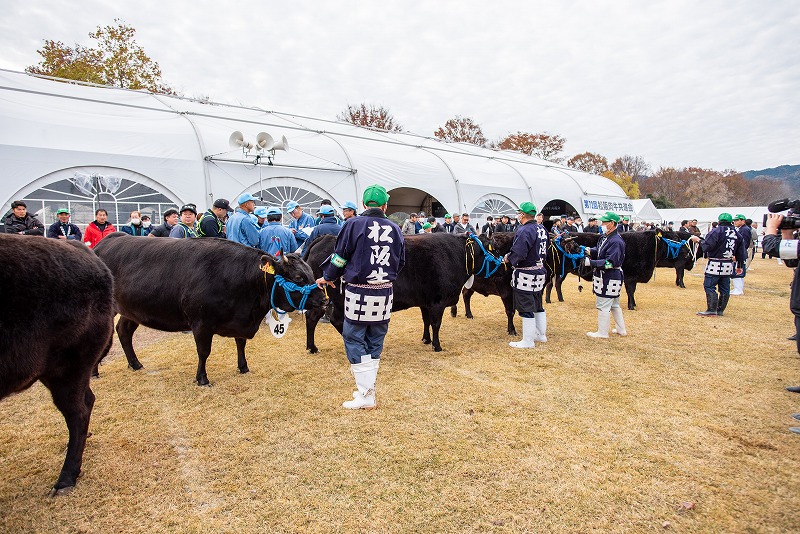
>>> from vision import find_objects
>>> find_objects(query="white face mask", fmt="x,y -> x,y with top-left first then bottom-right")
142,221 -> 151,228
130,218 -> 142,225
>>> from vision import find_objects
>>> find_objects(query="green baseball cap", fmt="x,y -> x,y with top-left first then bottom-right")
718,212 -> 733,222
362,184 -> 389,207
422,222 -> 432,229
517,202 -> 537,216
600,211 -> 620,223
444,213 -> 452,218
733,213 -> 746,221
56,208 -> 70,215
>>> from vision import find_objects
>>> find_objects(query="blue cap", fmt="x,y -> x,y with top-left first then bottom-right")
319,205 -> 335,215
254,206 -> 268,218
286,201 -> 299,212
238,192 -> 256,205
340,201 -> 358,211
266,207 -> 282,216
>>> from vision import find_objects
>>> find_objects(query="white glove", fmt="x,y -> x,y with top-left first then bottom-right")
584,257 -> 591,267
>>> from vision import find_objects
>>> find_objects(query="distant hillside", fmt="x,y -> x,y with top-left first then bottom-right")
743,164 -> 800,184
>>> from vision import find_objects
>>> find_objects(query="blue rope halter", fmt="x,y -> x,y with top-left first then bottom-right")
466,232 -> 504,278
659,236 -> 688,260
270,274 -> 317,315
553,235 -> 587,278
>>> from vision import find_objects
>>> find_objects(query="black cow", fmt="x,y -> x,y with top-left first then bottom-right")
303,232 -> 502,352
545,230 -> 693,310
0,235 -> 115,495
655,235 -> 698,288
94,233 -> 324,385
302,234 -> 345,354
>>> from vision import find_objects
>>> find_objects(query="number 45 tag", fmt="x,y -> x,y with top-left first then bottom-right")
266,309 -> 292,338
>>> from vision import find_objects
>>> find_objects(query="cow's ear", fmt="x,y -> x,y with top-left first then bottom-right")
260,255 -> 277,275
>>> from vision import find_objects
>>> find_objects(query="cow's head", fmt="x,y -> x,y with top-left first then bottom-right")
261,253 -> 326,312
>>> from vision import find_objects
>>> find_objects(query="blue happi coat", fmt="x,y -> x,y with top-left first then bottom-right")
323,208 -> 405,324
507,221 -> 548,293
588,229 -> 625,298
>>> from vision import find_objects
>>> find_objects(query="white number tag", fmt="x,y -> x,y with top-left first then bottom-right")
266,310 -> 292,339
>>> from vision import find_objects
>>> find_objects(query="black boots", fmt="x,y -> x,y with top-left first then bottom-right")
716,293 -> 730,316
697,292 -> 719,317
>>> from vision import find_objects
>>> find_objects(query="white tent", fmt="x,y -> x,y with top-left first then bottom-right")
0,69 -> 631,229
629,198 -> 661,221
658,206 -> 769,235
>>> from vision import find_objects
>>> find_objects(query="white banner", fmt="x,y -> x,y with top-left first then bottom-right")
582,197 -> 635,215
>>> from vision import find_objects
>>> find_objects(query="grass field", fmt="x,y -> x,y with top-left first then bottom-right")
1,255 -> 799,532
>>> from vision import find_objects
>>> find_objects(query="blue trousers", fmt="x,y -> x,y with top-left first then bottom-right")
703,274 -> 730,299
343,320 -> 389,364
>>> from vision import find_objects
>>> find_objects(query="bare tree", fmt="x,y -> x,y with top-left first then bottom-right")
337,104 -> 403,132
610,155 -> 652,182
434,116 -> 486,146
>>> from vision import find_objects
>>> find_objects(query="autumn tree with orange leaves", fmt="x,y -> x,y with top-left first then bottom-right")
337,104 -> 404,132
567,152 -> 609,175
497,132 -> 566,163
434,116 -> 486,146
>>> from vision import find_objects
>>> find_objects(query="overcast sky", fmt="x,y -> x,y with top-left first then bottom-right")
1,0 -> 797,172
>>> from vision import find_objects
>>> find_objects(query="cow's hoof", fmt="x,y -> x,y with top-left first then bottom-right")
128,362 -> 144,371
628,307 -> 636,311
422,338 -> 431,345
196,378 -> 211,387
558,298 -> 565,303
239,366 -> 249,374
49,485 -> 75,498
508,330 -> 517,337
433,346 -> 443,352
450,310 -> 457,318
308,346 -> 319,354
465,313 -> 474,319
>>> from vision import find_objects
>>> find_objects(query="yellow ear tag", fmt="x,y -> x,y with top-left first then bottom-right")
265,264 -> 276,275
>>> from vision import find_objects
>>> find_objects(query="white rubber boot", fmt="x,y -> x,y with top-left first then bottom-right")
730,278 -> 744,295
509,317 -> 536,348
610,307 -> 627,336
534,311 -> 548,342
587,310 -> 611,339
343,357 -> 378,409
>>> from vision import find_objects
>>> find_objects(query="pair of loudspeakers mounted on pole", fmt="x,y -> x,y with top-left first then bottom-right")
229,131 -> 289,152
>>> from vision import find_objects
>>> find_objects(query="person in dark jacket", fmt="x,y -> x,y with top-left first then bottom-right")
730,214 -> 750,295
3,200 -> 44,235
149,208 -> 180,237
46,208 -> 82,241
689,212 -> 746,317
197,199 -> 230,238
304,205 -> 341,252
585,212 -> 627,338
119,210 -> 151,237
481,216 -> 495,236
494,215 -> 513,233
442,214 -> 457,233
315,184 -> 405,410
428,216 -> 445,233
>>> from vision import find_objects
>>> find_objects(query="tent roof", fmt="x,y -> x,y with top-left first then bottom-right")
630,198 -> 661,220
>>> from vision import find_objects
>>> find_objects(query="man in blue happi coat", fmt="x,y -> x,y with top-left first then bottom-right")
585,211 -> 628,338
315,184 -> 405,410
503,202 -> 549,349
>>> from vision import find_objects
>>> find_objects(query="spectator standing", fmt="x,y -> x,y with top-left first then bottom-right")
3,200 -> 44,235
140,214 -> 152,232
565,216 -> 578,233
149,209 -> 179,237
287,201 -> 315,247
84,208 -> 116,248
677,220 -> 692,240
227,193 -> 261,247
442,214 -> 457,233
730,214 -> 750,295
258,207 -> 298,256
169,204 -> 198,238
583,218 -> 601,234
197,199 -> 230,238
46,208 -> 82,241
481,216 -> 495,236
402,213 -> 419,235
340,201 -> 358,222
690,213 -> 746,316
119,210 -> 150,236
688,219 -> 701,237
747,220 -> 758,268
495,215 -> 513,233
585,212 -> 627,338
574,217 -> 584,232
454,213 -> 476,234
315,184 -> 405,410
428,216 -> 445,233
618,217 -> 631,233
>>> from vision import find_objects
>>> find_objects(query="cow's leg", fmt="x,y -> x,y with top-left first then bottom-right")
462,288 -> 475,319
305,306 -> 324,354
555,276 -> 565,302
116,316 -> 143,370
502,290 -> 517,336
420,307 -> 432,345
625,280 -> 637,310
450,304 -> 457,317
192,328 -> 214,386
235,337 -> 249,374
91,327 -> 114,378
430,307 -> 445,352
544,279 -> 553,304
41,371 -> 93,495
676,266 -> 686,288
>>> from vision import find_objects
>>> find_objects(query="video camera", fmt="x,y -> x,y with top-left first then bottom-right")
765,199 -> 800,229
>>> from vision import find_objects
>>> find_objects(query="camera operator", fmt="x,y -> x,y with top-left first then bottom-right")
763,214 -> 800,358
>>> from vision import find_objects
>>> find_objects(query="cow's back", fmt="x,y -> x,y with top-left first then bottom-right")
94,233 -> 269,335
0,235 -> 114,397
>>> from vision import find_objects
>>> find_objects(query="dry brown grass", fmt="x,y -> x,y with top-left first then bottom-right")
2,256 -> 799,533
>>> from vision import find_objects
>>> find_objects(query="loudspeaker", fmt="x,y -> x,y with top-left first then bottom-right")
229,131 -> 253,150
256,132 -> 274,151
271,135 -> 289,152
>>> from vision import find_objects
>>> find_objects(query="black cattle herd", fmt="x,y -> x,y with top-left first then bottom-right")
0,227 -> 696,495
